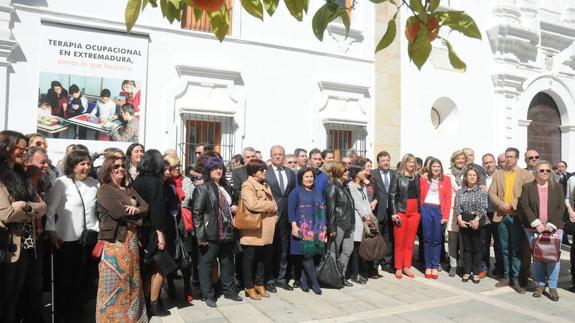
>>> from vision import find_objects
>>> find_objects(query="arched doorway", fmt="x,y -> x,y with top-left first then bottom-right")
527,92 -> 561,165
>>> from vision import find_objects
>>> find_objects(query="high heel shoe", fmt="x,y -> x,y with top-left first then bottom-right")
244,288 -> 261,300
402,268 -> 415,278
395,270 -> 403,280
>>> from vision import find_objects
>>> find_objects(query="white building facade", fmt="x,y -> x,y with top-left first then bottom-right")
0,0 -> 376,165
400,0 -> 575,167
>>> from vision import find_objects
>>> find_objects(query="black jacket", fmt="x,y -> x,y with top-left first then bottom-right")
325,179 -> 355,235
191,181 -> 235,243
371,169 -> 397,222
231,166 -> 248,204
389,173 -> 421,215
265,165 -> 296,225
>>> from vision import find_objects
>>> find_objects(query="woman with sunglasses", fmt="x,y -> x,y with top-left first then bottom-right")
325,161 -> 355,286
45,149 -> 100,320
132,149 -> 176,316
519,160 -> 565,301
96,155 -> 149,321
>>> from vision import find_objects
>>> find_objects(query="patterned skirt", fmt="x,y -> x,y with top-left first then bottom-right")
96,229 -> 148,323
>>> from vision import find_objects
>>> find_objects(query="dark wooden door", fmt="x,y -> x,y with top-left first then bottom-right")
527,92 -> 561,165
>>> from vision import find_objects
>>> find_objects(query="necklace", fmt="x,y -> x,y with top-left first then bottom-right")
407,174 -> 415,181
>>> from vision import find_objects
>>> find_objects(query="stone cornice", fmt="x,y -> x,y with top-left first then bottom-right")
491,73 -> 526,96
0,38 -> 16,59
487,24 -> 539,63
540,21 -> 575,52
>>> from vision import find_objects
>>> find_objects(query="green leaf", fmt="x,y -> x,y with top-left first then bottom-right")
285,0 -> 306,21
375,18 -> 396,52
311,3 -> 344,41
168,0 -> 179,10
428,0 -> 440,12
241,0 -> 264,20
125,0 -> 142,32
369,0 -> 388,3
160,0 -> 167,17
445,39 -> 467,71
149,0 -> 158,7
442,11 -> 482,39
193,7 -> 202,20
408,27 -> 432,70
209,5 -> 230,42
263,0 -> 279,16
143,0 -> 149,10
410,0 -> 424,14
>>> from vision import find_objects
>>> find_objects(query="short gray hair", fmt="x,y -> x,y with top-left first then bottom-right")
242,147 -> 256,157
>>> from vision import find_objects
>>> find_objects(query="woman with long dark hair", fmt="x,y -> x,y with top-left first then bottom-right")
46,81 -> 68,118
132,149 -> 175,317
0,131 -> 47,323
96,155 -> 149,321
126,143 -> 145,182
192,157 -> 242,307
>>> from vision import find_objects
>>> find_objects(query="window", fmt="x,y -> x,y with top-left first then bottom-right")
180,114 -> 235,166
181,0 -> 234,34
527,92 -> 561,165
325,123 -> 367,160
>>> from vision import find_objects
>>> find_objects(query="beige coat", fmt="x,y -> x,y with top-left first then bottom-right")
0,183 -> 46,263
239,176 -> 278,246
488,166 -> 534,222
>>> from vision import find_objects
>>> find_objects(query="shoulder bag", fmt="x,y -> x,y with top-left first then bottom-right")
316,238 -> 343,288
233,199 -> 262,230
73,179 -> 99,247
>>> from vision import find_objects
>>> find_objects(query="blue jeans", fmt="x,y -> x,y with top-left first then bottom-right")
526,231 -> 562,288
421,204 -> 442,269
498,215 -> 524,282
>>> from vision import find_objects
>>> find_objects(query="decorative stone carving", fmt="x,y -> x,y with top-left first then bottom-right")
326,23 -> 364,55
492,0 -> 522,25
491,73 -> 526,96
487,24 -> 539,63
316,80 -> 370,126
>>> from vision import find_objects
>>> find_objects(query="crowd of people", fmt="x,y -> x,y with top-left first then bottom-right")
0,130 -> 573,323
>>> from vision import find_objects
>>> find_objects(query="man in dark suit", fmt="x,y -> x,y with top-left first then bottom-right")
371,151 -> 396,273
265,145 -> 296,291
556,160 -> 572,246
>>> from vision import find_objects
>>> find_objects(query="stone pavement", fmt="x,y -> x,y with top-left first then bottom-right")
152,245 -> 575,323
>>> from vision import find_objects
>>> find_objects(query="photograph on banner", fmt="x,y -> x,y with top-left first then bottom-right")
37,23 -> 148,143
37,72 -> 142,142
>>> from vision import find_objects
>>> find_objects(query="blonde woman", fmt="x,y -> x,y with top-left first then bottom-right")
444,149 -> 467,276
389,154 -> 420,279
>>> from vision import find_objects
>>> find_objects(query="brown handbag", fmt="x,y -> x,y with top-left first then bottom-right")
233,199 -> 262,230
532,233 -> 561,263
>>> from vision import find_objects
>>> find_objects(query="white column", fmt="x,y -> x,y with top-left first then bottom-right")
560,125 -> 575,165
0,0 -> 16,130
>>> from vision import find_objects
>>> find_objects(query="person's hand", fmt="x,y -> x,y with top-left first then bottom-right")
441,218 -> 448,225
194,179 -> 204,186
471,219 -> 479,230
330,231 -> 337,238
480,185 -> 487,192
230,205 -> 238,215
47,231 -> 62,250
157,230 -> 166,251
391,214 -> 399,222
569,210 -> 575,223
369,200 -> 377,211
11,201 -> 27,210
536,224 -> 546,233
500,203 -> 512,212
124,205 -> 140,215
198,240 -> 208,247
365,216 -> 372,225
458,219 -> 468,228
292,226 -> 300,238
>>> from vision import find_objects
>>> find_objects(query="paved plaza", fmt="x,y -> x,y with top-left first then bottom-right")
152,244 -> 575,323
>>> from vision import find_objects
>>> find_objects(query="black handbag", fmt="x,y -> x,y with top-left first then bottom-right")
175,225 -> 193,270
316,239 -> 343,288
73,179 -> 98,247
153,250 -> 179,276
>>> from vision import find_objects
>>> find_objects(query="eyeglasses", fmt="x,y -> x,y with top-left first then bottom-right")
286,161 -> 296,164
113,164 -> 126,170
528,155 -> 540,161
538,169 -> 552,174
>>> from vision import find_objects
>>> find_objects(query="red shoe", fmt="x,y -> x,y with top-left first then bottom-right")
402,269 -> 415,278
425,273 -> 432,279
431,274 -> 438,279
186,294 -> 194,303
395,270 -> 403,279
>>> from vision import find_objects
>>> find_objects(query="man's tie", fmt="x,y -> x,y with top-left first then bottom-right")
278,168 -> 285,195
383,171 -> 389,191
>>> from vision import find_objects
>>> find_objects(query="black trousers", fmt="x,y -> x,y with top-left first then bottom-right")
198,241 -> 235,300
53,241 -> 95,319
0,247 -> 30,323
268,222 -> 289,284
461,228 -> 482,275
242,245 -> 272,288
17,240 -> 44,323
378,216 -> 394,267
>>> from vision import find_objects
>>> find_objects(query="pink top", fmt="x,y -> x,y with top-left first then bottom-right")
538,185 -> 548,225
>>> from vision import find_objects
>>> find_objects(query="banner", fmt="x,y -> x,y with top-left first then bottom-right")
36,24 -> 148,143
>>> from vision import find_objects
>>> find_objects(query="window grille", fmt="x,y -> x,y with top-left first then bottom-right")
180,114 -> 235,167
325,123 -> 367,160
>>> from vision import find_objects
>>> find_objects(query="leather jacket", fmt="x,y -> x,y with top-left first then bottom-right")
325,179 -> 355,234
389,173 -> 421,215
191,181 -> 234,243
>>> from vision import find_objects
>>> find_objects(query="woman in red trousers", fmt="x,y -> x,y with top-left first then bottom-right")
389,153 -> 420,279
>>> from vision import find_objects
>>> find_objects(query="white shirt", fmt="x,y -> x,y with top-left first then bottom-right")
45,176 -> 99,241
91,99 -> 117,119
425,179 -> 440,205
274,165 -> 288,191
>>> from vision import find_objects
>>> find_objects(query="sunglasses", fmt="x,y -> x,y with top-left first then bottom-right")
286,161 -> 296,164
538,169 -> 552,174
113,164 -> 126,170
528,156 -> 540,161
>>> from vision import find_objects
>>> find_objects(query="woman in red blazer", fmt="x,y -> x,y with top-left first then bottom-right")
419,158 -> 452,279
